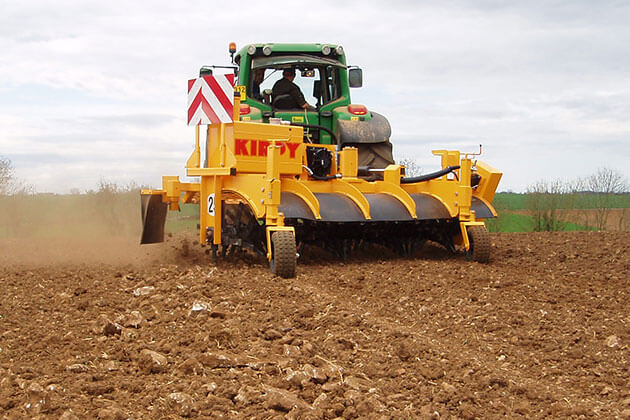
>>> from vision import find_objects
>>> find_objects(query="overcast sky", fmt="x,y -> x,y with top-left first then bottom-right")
1,0 -> 629,193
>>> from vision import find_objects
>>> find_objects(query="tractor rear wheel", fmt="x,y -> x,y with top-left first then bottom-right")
357,141 -> 394,169
466,225 -> 491,263
270,231 -> 297,278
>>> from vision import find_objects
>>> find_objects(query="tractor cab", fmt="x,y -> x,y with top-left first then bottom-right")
234,45 -> 358,143
250,55 -> 346,108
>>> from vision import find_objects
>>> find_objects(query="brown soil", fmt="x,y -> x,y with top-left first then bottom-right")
1,231 -> 628,419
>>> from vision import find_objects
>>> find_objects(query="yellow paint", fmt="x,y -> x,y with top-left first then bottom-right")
474,161 -> 502,204
339,147 -> 358,178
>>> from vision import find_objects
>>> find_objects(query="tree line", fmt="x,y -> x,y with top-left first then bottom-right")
522,168 -> 628,231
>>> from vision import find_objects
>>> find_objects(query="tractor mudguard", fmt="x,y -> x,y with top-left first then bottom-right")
337,112 -> 394,171
337,112 -> 391,144
140,193 -> 168,244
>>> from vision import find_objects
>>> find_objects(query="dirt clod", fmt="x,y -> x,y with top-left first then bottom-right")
168,392 -> 195,417
66,364 -> 88,373
263,328 -> 283,340
138,349 -> 168,373
606,335 -> 621,347
264,385 -> 313,412
60,411 -> 80,420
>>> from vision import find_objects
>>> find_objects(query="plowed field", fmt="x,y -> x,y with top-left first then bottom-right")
1,231 -> 628,419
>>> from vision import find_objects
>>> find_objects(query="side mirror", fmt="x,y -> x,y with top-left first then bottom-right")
349,68 -> 363,88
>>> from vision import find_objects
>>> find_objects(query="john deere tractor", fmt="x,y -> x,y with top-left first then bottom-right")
203,43 -> 394,172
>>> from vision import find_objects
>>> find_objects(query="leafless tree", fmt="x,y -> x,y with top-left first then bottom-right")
586,167 -> 628,230
525,179 -> 577,231
0,157 -> 15,195
0,157 -> 33,196
397,156 -> 423,177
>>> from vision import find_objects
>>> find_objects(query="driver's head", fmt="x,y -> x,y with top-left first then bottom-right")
283,68 -> 296,80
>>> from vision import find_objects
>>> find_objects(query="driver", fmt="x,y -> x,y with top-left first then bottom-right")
272,68 -> 315,110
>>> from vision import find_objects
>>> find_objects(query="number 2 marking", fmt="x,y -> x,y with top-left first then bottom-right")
207,193 -> 215,216
236,85 -> 246,101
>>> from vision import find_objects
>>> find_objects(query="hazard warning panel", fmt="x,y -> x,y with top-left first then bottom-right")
187,74 -> 235,126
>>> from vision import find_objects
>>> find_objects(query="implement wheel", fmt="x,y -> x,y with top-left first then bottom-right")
270,231 -> 297,278
466,225 -> 491,263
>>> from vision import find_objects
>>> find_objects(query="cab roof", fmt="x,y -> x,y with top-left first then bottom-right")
235,43 -> 347,65
237,43 -> 341,55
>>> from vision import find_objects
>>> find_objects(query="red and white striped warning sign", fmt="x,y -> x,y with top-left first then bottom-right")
187,74 -> 235,126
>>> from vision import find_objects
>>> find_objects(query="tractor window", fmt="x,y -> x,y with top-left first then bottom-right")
253,68 -> 321,108
292,69 -> 319,106
323,66 -> 341,104
249,64 -> 341,108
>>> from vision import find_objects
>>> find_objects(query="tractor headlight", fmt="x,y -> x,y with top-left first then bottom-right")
263,45 -> 272,56
335,45 -> 344,55
247,45 -> 256,55
321,45 -> 331,55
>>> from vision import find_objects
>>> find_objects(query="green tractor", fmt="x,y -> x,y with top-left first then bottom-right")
202,42 -> 395,172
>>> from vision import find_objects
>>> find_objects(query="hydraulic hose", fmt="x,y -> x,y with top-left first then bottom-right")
400,165 -> 460,184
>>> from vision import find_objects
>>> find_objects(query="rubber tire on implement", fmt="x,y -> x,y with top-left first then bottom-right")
270,231 -> 297,278
466,225 -> 491,263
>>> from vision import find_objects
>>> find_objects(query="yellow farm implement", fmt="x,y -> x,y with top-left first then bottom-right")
141,91 -> 502,277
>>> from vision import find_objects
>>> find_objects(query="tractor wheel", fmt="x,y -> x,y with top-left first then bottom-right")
270,231 -> 297,278
358,141 -> 395,169
466,225 -> 491,263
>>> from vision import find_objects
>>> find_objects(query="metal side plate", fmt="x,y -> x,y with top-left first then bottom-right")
140,194 -> 168,244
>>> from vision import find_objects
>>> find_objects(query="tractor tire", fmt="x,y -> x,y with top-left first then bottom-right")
357,141 -> 395,169
270,231 -> 297,278
466,225 -> 491,263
